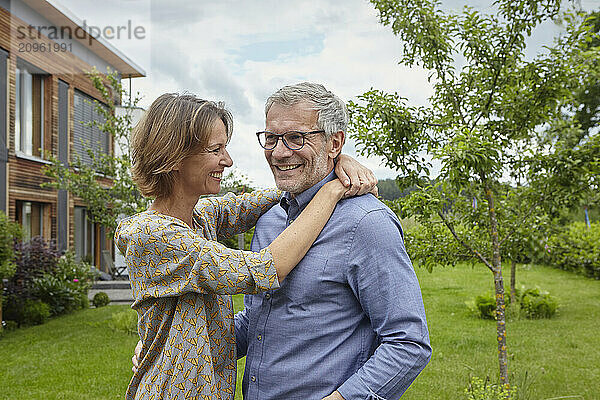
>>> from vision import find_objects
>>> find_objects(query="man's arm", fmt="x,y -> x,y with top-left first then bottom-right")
336,209 -> 432,400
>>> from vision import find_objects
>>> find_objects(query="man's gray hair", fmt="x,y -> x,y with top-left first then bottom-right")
265,82 -> 348,139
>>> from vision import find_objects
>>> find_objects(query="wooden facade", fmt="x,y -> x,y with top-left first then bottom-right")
0,1 -> 144,271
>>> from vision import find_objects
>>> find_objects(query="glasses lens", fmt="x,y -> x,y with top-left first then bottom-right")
283,132 -> 303,150
258,132 -> 275,149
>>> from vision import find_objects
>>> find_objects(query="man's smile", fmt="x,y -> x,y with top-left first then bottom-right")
274,164 -> 302,171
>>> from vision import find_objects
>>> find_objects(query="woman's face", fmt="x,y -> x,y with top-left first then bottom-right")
177,118 -> 233,196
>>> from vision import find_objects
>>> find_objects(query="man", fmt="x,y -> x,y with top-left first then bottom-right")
235,82 -> 431,399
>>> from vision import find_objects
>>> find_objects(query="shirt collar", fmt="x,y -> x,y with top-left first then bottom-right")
280,169 -> 336,214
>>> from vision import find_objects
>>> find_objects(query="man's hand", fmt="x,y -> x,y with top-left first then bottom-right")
334,154 -> 378,197
321,390 -> 345,400
132,340 -> 142,373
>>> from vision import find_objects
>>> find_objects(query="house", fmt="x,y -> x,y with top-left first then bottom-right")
0,0 -> 145,272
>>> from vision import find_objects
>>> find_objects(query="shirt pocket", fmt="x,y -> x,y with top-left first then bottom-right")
277,254 -> 327,306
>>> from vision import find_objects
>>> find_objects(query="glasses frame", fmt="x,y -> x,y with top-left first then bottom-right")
256,130 -> 325,151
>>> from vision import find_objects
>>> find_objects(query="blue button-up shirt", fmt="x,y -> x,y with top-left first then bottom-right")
235,171 -> 431,400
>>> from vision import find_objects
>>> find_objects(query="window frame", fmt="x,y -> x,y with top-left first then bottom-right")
15,62 -> 47,159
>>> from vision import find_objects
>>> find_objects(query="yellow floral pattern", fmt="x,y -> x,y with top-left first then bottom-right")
115,190 -> 281,400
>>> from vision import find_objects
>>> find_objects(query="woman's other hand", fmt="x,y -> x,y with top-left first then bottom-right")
132,340 -> 142,373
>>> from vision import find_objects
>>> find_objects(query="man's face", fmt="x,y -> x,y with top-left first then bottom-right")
264,101 -> 334,195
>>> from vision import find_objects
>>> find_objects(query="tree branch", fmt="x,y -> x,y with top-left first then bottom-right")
437,210 -> 494,271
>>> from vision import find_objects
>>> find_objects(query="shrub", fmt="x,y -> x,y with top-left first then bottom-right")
520,288 -> 558,319
21,299 -> 51,326
475,294 -> 496,319
7,236 -> 60,301
4,240 -> 95,323
0,211 -> 22,330
465,376 -> 516,400
3,297 -> 50,326
474,287 -> 556,320
3,320 -> 18,331
546,222 -> 600,279
54,251 -> 97,291
31,274 -> 81,316
108,309 -> 137,335
79,294 -> 90,310
93,292 -> 110,308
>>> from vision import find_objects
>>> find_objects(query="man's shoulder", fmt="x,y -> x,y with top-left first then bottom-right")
337,194 -> 398,222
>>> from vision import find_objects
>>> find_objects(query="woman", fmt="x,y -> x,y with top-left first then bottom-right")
115,93 -> 375,400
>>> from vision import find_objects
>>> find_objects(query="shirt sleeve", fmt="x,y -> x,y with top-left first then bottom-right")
194,189 -> 282,240
336,209 -> 432,400
115,216 -> 280,303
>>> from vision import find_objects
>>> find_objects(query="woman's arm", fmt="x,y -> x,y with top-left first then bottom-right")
194,189 -> 281,240
268,179 -> 346,282
114,180 -> 345,302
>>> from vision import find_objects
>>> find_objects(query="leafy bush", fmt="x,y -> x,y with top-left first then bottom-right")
546,222 -> 600,279
520,288 -> 558,319
474,294 -> 497,320
55,251 -> 97,290
21,299 -> 51,325
2,320 -> 18,331
7,237 -> 60,300
4,239 -> 96,325
0,211 -> 22,330
93,292 -> 110,308
474,287 -> 557,320
0,211 -> 21,280
3,297 -> 50,326
108,309 -> 137,335
31,274 -> 81,316
465,376 -> 516,400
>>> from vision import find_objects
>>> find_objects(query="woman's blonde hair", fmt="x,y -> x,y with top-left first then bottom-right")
130,93 -> 233,199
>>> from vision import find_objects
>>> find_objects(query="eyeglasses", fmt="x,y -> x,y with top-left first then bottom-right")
256,130 -> 325,150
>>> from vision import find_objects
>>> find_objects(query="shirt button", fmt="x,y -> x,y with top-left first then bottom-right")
251,376 -> 256,382
257,335 -> 262,341
289,218 -> 294,224
265,293 -> 271,299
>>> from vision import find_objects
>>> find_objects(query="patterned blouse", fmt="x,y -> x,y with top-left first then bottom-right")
115,189 -> 282,400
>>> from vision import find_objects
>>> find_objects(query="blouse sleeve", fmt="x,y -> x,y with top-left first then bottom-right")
115,215 -> 280,303
193,189 -> 282,240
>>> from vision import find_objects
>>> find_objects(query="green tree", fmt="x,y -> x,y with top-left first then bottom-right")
349,0 -> 599,388
43,68 -> 149,234
0,212 -> 22,330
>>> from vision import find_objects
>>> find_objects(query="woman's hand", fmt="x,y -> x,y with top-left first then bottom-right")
321,178 -> 348,202
132,340 -> 142,373
335,154 -> 378,197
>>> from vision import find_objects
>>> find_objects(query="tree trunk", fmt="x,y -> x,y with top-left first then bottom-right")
510,259 -> 516,305
483,177 -> 510,389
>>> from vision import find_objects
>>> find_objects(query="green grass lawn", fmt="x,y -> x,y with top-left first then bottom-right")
1,263 -> 598,399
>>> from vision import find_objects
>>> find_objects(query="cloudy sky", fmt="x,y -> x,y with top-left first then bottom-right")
55,0 -> 599,188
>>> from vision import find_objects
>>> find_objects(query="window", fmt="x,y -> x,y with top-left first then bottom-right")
74,206 -> 96,265
73,90 -> 109,166
15,66 -> 45,157
16,201 -> 48,241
